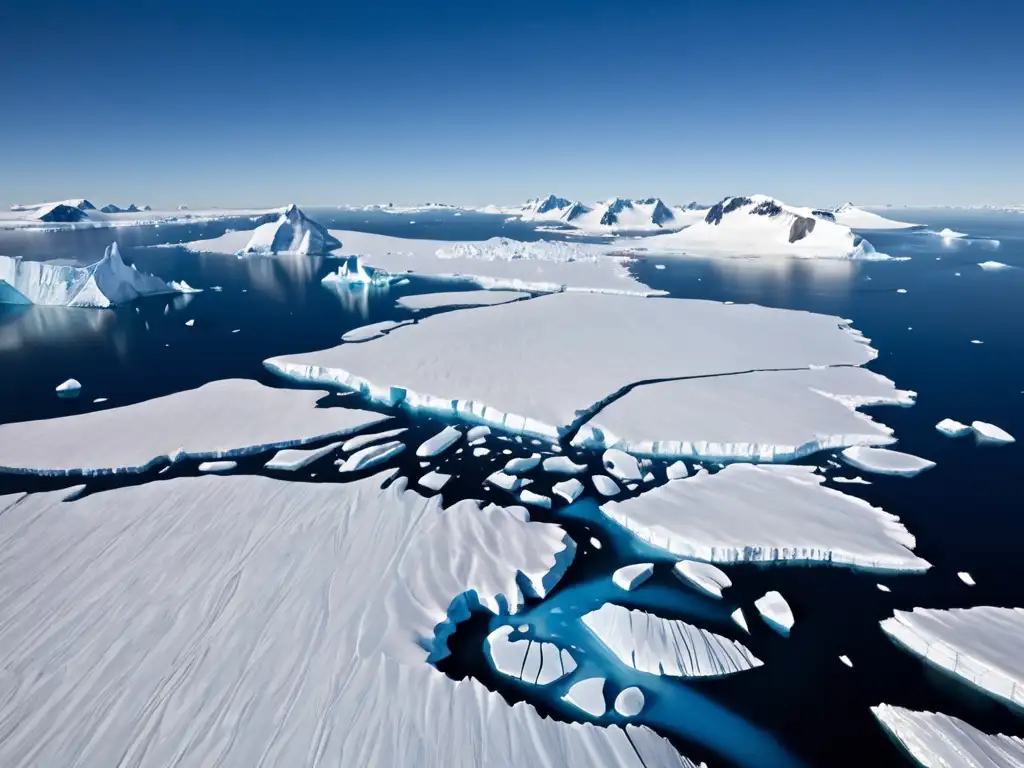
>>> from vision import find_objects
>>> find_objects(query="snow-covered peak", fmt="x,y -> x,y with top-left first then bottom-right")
595,197 -> 676,228
35,202 -> 92,223
242,205 -> 341,255
520,195 -> 590,223
830,203 -> 917,230
10,198 -> 95,213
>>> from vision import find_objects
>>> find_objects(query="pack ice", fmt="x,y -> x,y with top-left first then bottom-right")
0,243 -> 185,307
600,464 -> 928,572
881,606 -> 1024,710
582,603 -> 763,678
872,705 -> 1024,768
0,379 -> 388,475
0,474 -> 703,767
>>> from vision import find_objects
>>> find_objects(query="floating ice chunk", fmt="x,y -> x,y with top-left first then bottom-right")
935,418 -> 971,437
896,289 -> 907,294
467,425 -> 491,442
666,461 -> 689,479
338,440 -> 405,472
755,591 -> 795,636
600,464 -> 928,572
673,561 -> 732,599
878,584 -> 891,592
518,489 -> 551,508
505,454 -> 541,474
417,425 -> 462,457
972,421 -> 1015,444
485,626 -> 576,686
839,655 -> 853,668
937,228 -> 967,238
264,441 -> 342,470
979,261 -> 1011,270
612,563 -> 654,591
198,460 -> 236,473
593,475 -> 621,496
398,290 -> 529,311
614,687 -> 646,717
553,478 -> 584,503
642,471 -> 655,483
731,608 -> 750,633
833,476 -> 871,485
881,606 -> 1024,710
543,456 -> 587,475
419,471 -> 451,492
872,705 -> 1024,768
841,446 -> 935,477
583,603 -> 762,678
243,204 -> 340,255
971,339 -> 984,344
473,447 -> 490,457
341,427 -> 407,453
92,397 -> 107,404
562,677 -> 607,718
602,449 -> 642,482
486,471 -> 524,492
591,537 -> 603,549
655,264 -> 666,270
959,572 -> 976,586
55,378 -> 81,397
185,318 -> 195,327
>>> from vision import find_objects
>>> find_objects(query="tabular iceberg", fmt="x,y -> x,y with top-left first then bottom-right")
973,421 -> 1015,444
872,705 -> 1024,768
935,418 -> 971,437
841,446 -> 936,477
612,562 -> 654,591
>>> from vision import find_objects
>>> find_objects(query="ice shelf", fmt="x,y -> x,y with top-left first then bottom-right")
841,446 -> 936,477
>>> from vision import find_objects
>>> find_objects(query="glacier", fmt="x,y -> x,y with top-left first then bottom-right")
841,446 -> 936,477
0,379 -> 388,475
0,242 -> 186,307
872,705 -> 1024,768
484,625 -> 577,685
599,464 -> 929,572
582,603 -> 763,678
831,203 -> 918,230
881,606 -> 1024,711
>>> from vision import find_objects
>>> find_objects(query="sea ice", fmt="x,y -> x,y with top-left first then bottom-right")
882,606 -> 1024,710
185,318 -> 195,326
505,454 -> 541,474
979,261 -> 1011,270
591,537 -> 603,549
0,379 -> 387,476
562,677 -> 608,718
553,478 -> 585,502
467,425 -> 491,442
593,474 -> 621,496
731,608 -> 750,633
755,591 -> 795,636
338,440 -> 405,472
473,447 -> 490,456
614,687 -> 646,717
419,471 -> 451,492
666,461 -> 689,479
600,464 -> 928,571
197,460 -> 236,473
612,563 -> 654,591
833,476 -> 871,485
603,448 -> 642,482
417,425 -> 462,457
673,560 -> 732,599
959,572 -> 976,586
342,319 -> 413,342
935,418 -> 971,437
872,705 -> 1024,768
486,471 -> 524,492
839,655 -> 853,668
485,625 -> 577,685
518,489 -> 552,508
397,290 -> 529,311
878,584 -> 892,592
264,441 -> 342,470
55,378 -> 81,396
841,446 -> 936,477
543,455 -> 587,475
341,427 -> 407,453
583,603 -> 763,678
973,421 -> 1015,444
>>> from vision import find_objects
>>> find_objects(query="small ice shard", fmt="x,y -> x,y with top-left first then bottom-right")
338,440 -> 405,472
602,449 -> 642,482
419,471 -> 451,492
971,339 -> 984,344
543,456 -> 587,475
505,454 -> 541,474
878,584 -> 891,593
467,425 -> 490,442
590,537 -> 602,549
935,418 -> 971,437
264,441 -> 342,471
614,687 -> 645,717
958,571 -> 976,586
654,264 -> 666,270
185,319 -> 195,327
416,425 -> 461,457
197,460 -> 236,473
55,378 -> 81,398
341,427 -> 406,453
872,705 -> 1024,768
642,471 -> 655,483
979,260 -> 1011,270
839,655 -> 853,668
755,591 -> 795,636
486,471 -> 523,492
593,474 -> 620,496
518,489 -> 551,508
553,478 -> 584,503
972,421 -> 1015,444
231,329 -> 240,333
841,446 -> 936,477
666,461 -> 689,480
673,561 -> 732,599
612,563 -> 654,591
937,228 -> 967,238
832,476 -> 871,485
92,397 -> 107,404
731,608 -> 750,633
562,677 -> 607,718
473,447 -> 490,457
485,626 -> 576,686
896,289 -> 907,294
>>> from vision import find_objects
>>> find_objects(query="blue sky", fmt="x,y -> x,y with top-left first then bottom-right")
2,0 -> 1020,208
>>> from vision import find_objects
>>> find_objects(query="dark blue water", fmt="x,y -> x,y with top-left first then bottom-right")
1,207 -> 1022,768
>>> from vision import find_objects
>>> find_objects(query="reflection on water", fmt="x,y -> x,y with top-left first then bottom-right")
321,279 -> 391,319
0,304 -> 117,353
707,255 -> 859,293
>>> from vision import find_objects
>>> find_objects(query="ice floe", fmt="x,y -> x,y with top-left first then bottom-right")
397,290 -> 529,311
583,603 -> 763,678
264,440 -> 342,470
841,446 -> 936,477
877,584 -> 891,593
666,461 -> 689,479
543,455 -> 587,475
958,572 -> 976,586
614,687 -> 646,717
518,489 -> 552,508
935,418 -> 971,437
338,440 -> 405,472
612,563 -> 654,591
755,591 -> 795,636
839,655 -> 853,668
505,454 -> 541,474
417,425 -> 462,457
831,203 -> 918,230
553,478 -> 585,502
419,471 -> 451,492
486,470 -> 524,492
833,476 -> 871,485
603,448 -> 643,482
467,425 -> 491,442
673,560 -> 732,599
485,625 -> 577,685
197,460 -> 236,473
882,606 -> 1024,710
973,421 -> 1015,444
341,427 -> 407,453
872,705 -> 1024,768
55,378 -> 81,397
562,677 -> 608,718
0,380 -> 386,476
732,608 -> 750,633
593,474 -> 621,496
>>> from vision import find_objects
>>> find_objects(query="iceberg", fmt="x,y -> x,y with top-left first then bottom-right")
599,464 -> 929,572
614,687 -> 646,717
958,572 -> 976,586
602,448 -> 642,482
543,455 -> 587,475
485,625 -> 577,685
55,378 -> 81,397
755,591 -> 795,636
0,379 -> 387,476
830,203 -> 918,230
242,204 -> 341,255
467,425 -> 490,442
731,608 -> 750,633
0,243 -> 185,307
417,425 -> 462,457
612,563 -> 654,591
505,453 -> 541,474
979,260 -> 1011,270
197,460 -> 236,473
518,489 -> 552,508
264,441 -> 342,471
839,655 -> 853,668
397,290 -> 529,311
553,478 -> 584,502
322,254 -> 392,286
341,426 -> 406,453
973,421 -> 1015,444
841,446 -> 936,477
562,677 -> 608,718
338,440 -> 405,472
593,474 -> 621,496
872,705 -> 1024,768
419,470 -> 451,492
935,418 -> 971,437
666,461 -> 689,479
881,606 -> 1024,710
673,560 -> 732,599
582,603 -> 763,678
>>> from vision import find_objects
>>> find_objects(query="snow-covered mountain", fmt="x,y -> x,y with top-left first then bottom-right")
10,199 -> 96,213
0,242 -> 187,307
638,195 -> 885,259
831,202 -> 918,230
100,204 -> 143,214
242,204 -> 341,255
514,194 -> 702,232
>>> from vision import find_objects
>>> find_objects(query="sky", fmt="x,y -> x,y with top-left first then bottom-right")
1,0 -> 1021,209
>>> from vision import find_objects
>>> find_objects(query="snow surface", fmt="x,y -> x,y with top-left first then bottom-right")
583,603 -> 762,678
543,456 -> 587,475
553,478 -> 585,502
872,705 -> 1024,768
600,464 -> 928,572
973,421 -> 1015,444
841,446 -> 936,477
264,441 -> 342,470
242,204 -> 341,255
562,677 -> 608,718
615,687 -> 646,717
612,563 -> 655,591
593,474 -> 621,496
936,418 -> 971,437
755,591 -> 795,636
0,380 -> 386,476
485,625 -> 577,685
397,290 -> 529,311
338,440 -> 405,472
0,243 -> 184,307
673,561 -> 732,599
419,471 -> 451,492
831,203 -> 918,230
882,606 -> 1024,710
0,474 -> 698,767
417,425 -> 462,457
